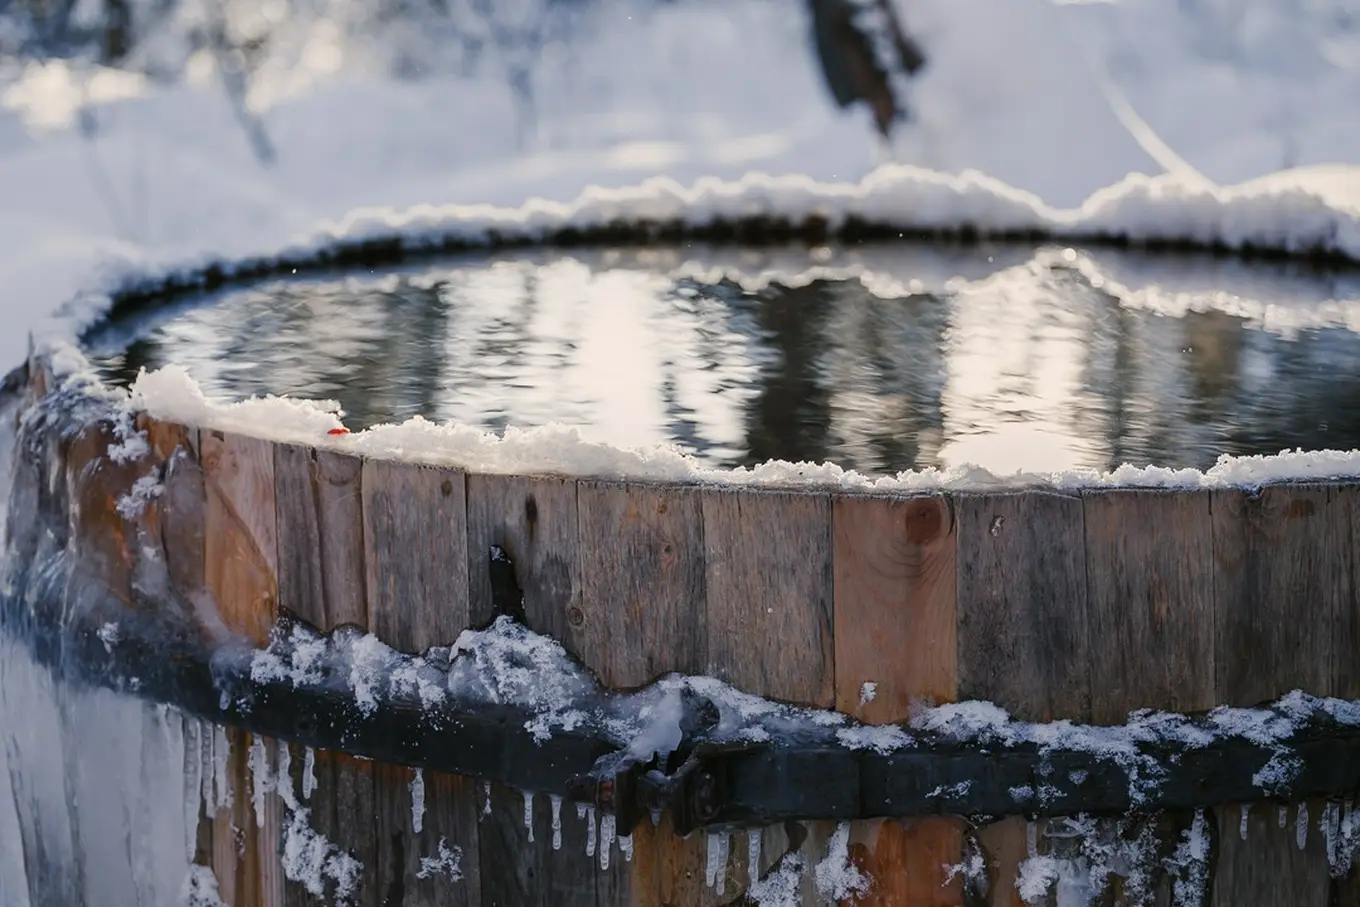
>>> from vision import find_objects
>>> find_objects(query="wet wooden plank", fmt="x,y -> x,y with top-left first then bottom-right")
466,474 -> 605,907
577,480 -> 709,907
834,494 -> 963,905
275,444 -> 366,630
957,490 -> 1088,907
704,487 -> 835,905
703,487 -> 834,707
956,490 -> 1090,721
212,728 -> 284,907
363,458 -> 469,651
1083,489 -> 1216,723
577,481 -> 707,686
201,431 -> 278,645
466,474 -> 581,641
1212,801 -> 1330,907
275,444 -> 374,906
138,417 -> 205,607
363,457 -> 481,907
62,420 -> 144,612
1211,485 -> 1353,907
282,749 -> 378,907
198,431 -> 283,906
1213,484 -> 1355,706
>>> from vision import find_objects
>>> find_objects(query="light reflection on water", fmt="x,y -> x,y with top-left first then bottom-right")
87,244 -> 1360,475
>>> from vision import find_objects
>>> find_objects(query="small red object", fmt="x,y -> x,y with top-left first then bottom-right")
327,427 -> 351,436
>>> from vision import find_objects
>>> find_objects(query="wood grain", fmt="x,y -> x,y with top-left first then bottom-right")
704,487 -> 834,707
275,444 -> 367,630
199,431 -> 284,905
1211,801 -> 1329,907
577,480 -> 710,907
1083,489 -> 1216,723
138,417 -> 206,609
1212,485 -> 1355,905
1213,484 -> 1355,706
201,431 -> 278,645
275,443 -> 374,906
576,481 -> 707,686
362,457 -> 482,907
62,420 -> 143,612
363,458 -> 469,652
957,491 -> 1088,907
956,491 -> 1090,722
834,493 -> 962,905
466,474 -> 580,641
465,473 -> 606,907
212,729 -> 284,907
703,487 -> 835,905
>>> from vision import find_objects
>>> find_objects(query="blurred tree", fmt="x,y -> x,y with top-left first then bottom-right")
807,0 -> 926,138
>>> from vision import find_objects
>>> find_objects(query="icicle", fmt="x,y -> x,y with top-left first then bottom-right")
714,832 -> 730,892
706,834 -> 721,888
1026,820 -> 1038,858
1297,802 -> 1310,850
550,795 -> 563,851
248,736 -> 274,829
302,747 -> 317,800
1240,804 -> 1250,841
277,742 -> 297,810
586,807 -> 597,858
523,791 -> 535,843
1279,805 -> 1289,828
411,769 -> 426,835
600,812 -> 616,871
213,725 -> 231,809
649,806 -> 663,827
620,834 -> 634,863
748,829 -> 762,882
482,781 -> 492,817
200,722 -> 215,812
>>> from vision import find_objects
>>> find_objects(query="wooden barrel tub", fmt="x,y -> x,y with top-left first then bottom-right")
8,342 -> 1360,907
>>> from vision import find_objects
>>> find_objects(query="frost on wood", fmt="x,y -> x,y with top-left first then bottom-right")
302,746 -> 317,800
116,474 -> 164,519
180,865 -> 227,907
416,837 -> 463,882
282,807 -> 363,902
248,735 -> 274,829
813,822 -> 869,902
277,742 -> 298,810
550,794 -> 563,851
411,768 -> 425,834
747,851 -> 808,907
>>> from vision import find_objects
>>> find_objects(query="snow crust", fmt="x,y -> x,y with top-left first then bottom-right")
116,359 -> 1360,491
246,614 -> 1360,818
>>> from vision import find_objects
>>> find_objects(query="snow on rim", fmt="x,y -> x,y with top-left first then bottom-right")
30,163 -> 1360,493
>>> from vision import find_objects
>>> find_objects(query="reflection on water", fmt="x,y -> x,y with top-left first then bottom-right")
87,245 -> 1360,475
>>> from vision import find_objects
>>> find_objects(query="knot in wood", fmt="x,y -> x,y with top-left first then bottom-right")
903,498 -> 945,544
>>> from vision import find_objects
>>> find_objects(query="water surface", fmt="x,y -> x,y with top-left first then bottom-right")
86,243 -> 1360,475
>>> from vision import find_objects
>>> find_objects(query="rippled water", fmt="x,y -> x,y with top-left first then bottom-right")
86,243 -> 1360,475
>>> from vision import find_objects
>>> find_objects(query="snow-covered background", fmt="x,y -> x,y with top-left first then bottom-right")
2,0 -> 1360,372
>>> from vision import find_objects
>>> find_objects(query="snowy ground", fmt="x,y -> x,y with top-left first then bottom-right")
2,0 -> 1360,374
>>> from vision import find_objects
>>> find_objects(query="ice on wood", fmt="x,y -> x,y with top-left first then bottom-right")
302,746 -> 317,800
416,837 -> 463,882
813,822 -> 869,902
550,794 -> 563,851
523,790 -> 535,843
277,742 -> 298,810
411,768 -> 425,835
248,735 -> 274,829
282,807 -> 362,901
